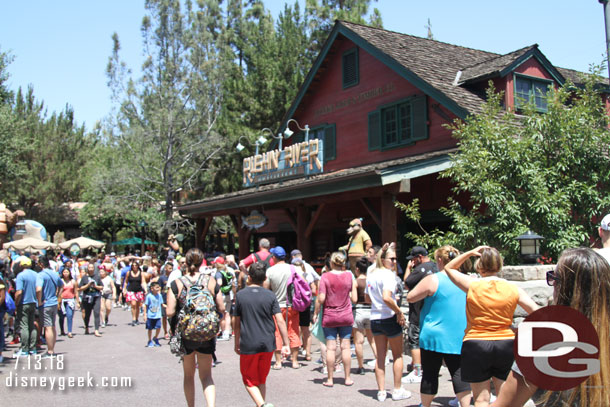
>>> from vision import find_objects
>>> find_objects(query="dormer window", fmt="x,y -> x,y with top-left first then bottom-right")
342,48 -> 359,89
514,74 -> 552,112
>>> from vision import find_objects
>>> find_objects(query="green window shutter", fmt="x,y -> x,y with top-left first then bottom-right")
323,124 -> 336,161
342,48 -> 359,89
411,95 -> 428,141
368,110 -> 381,151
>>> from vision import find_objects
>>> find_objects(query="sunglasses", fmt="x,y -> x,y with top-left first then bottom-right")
546,269 -> 560,286
388,257 -> 397,262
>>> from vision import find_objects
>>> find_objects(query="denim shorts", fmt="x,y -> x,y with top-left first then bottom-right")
370,315 -> 403,338
322,325 -> 352,340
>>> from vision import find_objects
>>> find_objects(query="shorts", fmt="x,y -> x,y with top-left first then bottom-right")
274,307 -> 301,350
183,338 -> 216,355
146,318 -> 161,330
371,315 -> 403,338
407,323 -> 420,350
125,291 -> 145,303
240,352 -> 274,387
102,293 -> 113,300
223,293 -> 231,315
42,306 -> 57,328
322,325 -> 352,340
353,306 -> 371,330
460,339 -> 514,382
299,307 -> 311,327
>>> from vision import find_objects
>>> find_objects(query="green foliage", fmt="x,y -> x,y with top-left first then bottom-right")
395,199 -> 452,253
403,70 -> 610,263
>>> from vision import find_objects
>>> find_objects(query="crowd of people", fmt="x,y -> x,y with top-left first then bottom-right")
1,215 -> 609,407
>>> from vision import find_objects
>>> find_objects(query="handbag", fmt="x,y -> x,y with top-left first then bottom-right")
169,331 -> 185,359
311,307 -> 326,343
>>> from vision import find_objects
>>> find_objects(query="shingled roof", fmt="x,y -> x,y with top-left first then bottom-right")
295,21 -> 606,119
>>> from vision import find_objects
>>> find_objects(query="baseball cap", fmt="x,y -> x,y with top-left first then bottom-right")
270,246 -> 286,259
110,252 -> 116,257
406,246 -> 428,260
19,256 -> 32,267
290,249 -> 302,257
601,214 -> 610,231
291,257 -> 303,265
213,256 -> 225,265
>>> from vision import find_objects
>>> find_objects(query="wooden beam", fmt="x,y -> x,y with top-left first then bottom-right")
381,193 -> 397,244
359,198 -> 381,229
229,214 -> 241,231
283,208 -> 297,232
305,203 -> 326,239
297,205 -> 311,258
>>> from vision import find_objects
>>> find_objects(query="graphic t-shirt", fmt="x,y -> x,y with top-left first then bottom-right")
145,293 -> 163,319
234,286 -> 280,354
80,274 -> 102,298
347,230 -> 371,257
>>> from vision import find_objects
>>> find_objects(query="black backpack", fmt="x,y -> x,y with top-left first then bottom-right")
253,252 -> 272,268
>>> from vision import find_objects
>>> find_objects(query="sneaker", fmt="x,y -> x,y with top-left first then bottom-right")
351,352 -> 357,359
334,364 -> 342,373
29,350 -> 37,355
401,370 -> 422,384
322,365 -> 328,374
366,359 -> 377,368
9,337 -> 20,345
153,338 -> 161,347
14,350 -> 29,358
217,334 -> 231,341
377,391 -> 387,402
41,352 -> 56,359
100,323 -> 106,328
261,404 -> 275,407
391,387 -> 412,401
385,355 -> 392,366
146,340 -> 155,348
356,367 -> 365,375
448,397 -> 459,407
315,357 -> 324,365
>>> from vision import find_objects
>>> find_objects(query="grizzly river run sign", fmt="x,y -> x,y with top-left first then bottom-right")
242,139 -> 324,187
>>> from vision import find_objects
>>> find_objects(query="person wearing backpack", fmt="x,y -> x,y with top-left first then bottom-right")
312,251 -> 357,387
213,256 -> 234,341
238,238 -> 275,275
167,248 -> 224,407
263,246 -> 301,370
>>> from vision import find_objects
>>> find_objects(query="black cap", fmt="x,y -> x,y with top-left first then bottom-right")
406,246 -> 428,260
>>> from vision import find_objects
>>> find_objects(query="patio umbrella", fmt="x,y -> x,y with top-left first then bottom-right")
3,237 -> 58,251
58,237 -> 105,250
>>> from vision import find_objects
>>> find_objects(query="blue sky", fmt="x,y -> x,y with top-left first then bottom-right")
0,1 -> 606,131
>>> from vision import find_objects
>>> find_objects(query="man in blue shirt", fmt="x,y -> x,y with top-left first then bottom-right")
14,257 -> 39,356
36,256 -> 63,357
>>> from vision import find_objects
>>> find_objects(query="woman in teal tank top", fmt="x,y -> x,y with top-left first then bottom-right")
407,246 -> 472,407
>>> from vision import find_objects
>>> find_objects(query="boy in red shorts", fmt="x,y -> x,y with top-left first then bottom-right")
233,262 -> 290,407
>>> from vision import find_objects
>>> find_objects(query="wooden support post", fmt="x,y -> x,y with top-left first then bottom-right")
195,218 -> 204,251
381,193 -> 397,244
297,204 -> 311,259
283,208 -> 297,232
305,203 -> 326,239
200,217 -> 213,251
359,198 -> 382,229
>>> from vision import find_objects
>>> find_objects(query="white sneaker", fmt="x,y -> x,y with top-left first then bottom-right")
377,390 -> 387,402
448,397 -> 459,407
322,365 -> 328,374
385,355 -> 392,365
391,387 -> 411,401
366,359 -> 377,368
401,370 -> 422,384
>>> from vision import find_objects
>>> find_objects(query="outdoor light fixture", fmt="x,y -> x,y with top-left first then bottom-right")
515,230 -> 544,264
236,135 -> 268,155
283,119 -> 310,142
15,220 -> 26,235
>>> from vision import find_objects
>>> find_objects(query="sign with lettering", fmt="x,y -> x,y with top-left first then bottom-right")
314,82 -> 395,117
241,210 -> 268,230
243,139 -> 324,187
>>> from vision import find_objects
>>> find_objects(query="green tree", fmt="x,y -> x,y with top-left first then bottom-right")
106,0 -> 225,229
404,72 -> 610,263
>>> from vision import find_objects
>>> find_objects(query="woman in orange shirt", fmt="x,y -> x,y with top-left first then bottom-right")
444,246 -> 538,407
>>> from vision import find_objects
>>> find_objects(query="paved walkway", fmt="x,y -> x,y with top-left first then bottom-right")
0,306 -> 458,406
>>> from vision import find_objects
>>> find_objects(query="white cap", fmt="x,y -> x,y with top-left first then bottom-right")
110,252 -> 116,256
601,214 -> 610,231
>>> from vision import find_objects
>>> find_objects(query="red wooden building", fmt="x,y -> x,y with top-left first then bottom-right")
178,21 -> 602,262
